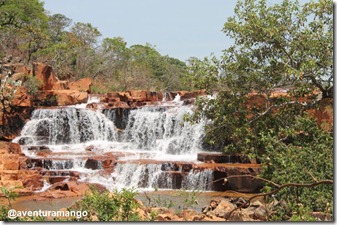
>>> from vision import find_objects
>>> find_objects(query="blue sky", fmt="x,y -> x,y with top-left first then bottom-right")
42,0 -> 311,62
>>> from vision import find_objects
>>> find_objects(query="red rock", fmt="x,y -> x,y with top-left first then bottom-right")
18,170 -> 43,191
0,142 -> 23,154
128,90 -> 148,101
118,92 -> 132,102
108,101 -> 129,108
2,154 -> 19,170
107,92 -> 120,98
307,98 -> 333,131
10,87 -> 32,107
65,181 -> 90,196
12,63 -> 28,74
147,91 -> 163,101
68,78 -> 92,92
32,62 -> 58,90
0,180 -> 23,189
86,102 -> 99,110
108,97 -> 120,102
211,199 -> 236,219
129,101 -> 148,107
51,190 -> 76,198
52,80 -> 69,90
19,156 -> 27,169
48,176 -> 68,184
38,90 -> 88,106
1,170 -> 19,180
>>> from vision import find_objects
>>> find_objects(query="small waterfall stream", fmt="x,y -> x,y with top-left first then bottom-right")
13,95 -> 215,191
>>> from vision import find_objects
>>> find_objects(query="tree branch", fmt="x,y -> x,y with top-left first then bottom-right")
248,101 -> 308,124
224,175 -> 280,188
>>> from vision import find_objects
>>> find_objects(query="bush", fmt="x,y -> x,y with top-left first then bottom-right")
23,75 -> 43,96
72,186 -> 141,221
259,114 -> 333,221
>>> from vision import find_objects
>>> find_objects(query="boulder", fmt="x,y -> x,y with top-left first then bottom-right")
211,199 -> 236,218
53,90 -> 88,106
253,206 -> 266,220
38,90 -> 88,106
32,62 -> 58,90
68,78 -> 92,92
0,84 -> 33,140
64,181 -> 90,196
18,170 -> 43,191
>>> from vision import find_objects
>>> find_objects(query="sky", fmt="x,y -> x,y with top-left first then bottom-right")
42,0 -> 311,62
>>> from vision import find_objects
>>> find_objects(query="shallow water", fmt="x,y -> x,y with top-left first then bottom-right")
1,190 -> 261,213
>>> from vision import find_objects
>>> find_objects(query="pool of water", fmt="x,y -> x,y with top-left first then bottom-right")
1,190 -> 260,213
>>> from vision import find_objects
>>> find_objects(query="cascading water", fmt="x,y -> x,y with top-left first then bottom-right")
123,105 -> 204,155
13,95 -> 214,192
16,108 -> 117,145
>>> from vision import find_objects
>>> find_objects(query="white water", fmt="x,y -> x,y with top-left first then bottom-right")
13,95 -> 213,191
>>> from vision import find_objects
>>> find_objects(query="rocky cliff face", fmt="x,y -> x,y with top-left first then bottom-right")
0,61 -> 92,140
0,141 -> 43,195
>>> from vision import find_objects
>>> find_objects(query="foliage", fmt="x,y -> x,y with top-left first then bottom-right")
187,0 -> 333,221
0,0 -> 48,62
0,186 -> 21,221
221,0 -> 333,98
23,75 -> 42,96
97,39 -> 188,91
0,186 -> 19,207
72,186 -> 141,221
0,0 -> 190,91
259,114 -> 333,220
0,0 -> 47,29
185,54 -> 223,93
143,191 -> 175,209
177,189 -> 200,210
143,189 -> 200,212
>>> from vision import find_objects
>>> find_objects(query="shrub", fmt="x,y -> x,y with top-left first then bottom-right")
72,186 -> 141,221
23,75 -> 43,96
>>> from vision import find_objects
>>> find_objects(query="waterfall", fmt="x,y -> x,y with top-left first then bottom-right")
15,108 -> 118,145
123,105 -> 205,155
80,163 -> 214,192
13,96 -> 215,191
182,169 -> 213,191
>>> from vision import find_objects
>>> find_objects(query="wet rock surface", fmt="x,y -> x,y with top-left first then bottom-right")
0,141 -> 43,194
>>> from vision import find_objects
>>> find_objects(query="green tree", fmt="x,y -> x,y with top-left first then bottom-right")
186,54 -> 222,93
0,0 -> 48,62
188,0 -> 333,220
47,13 -> 72,43
222,0 -> 332,98
0,0 -> 46,29
258,114 -> 333,220
94,39 -> 188,91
